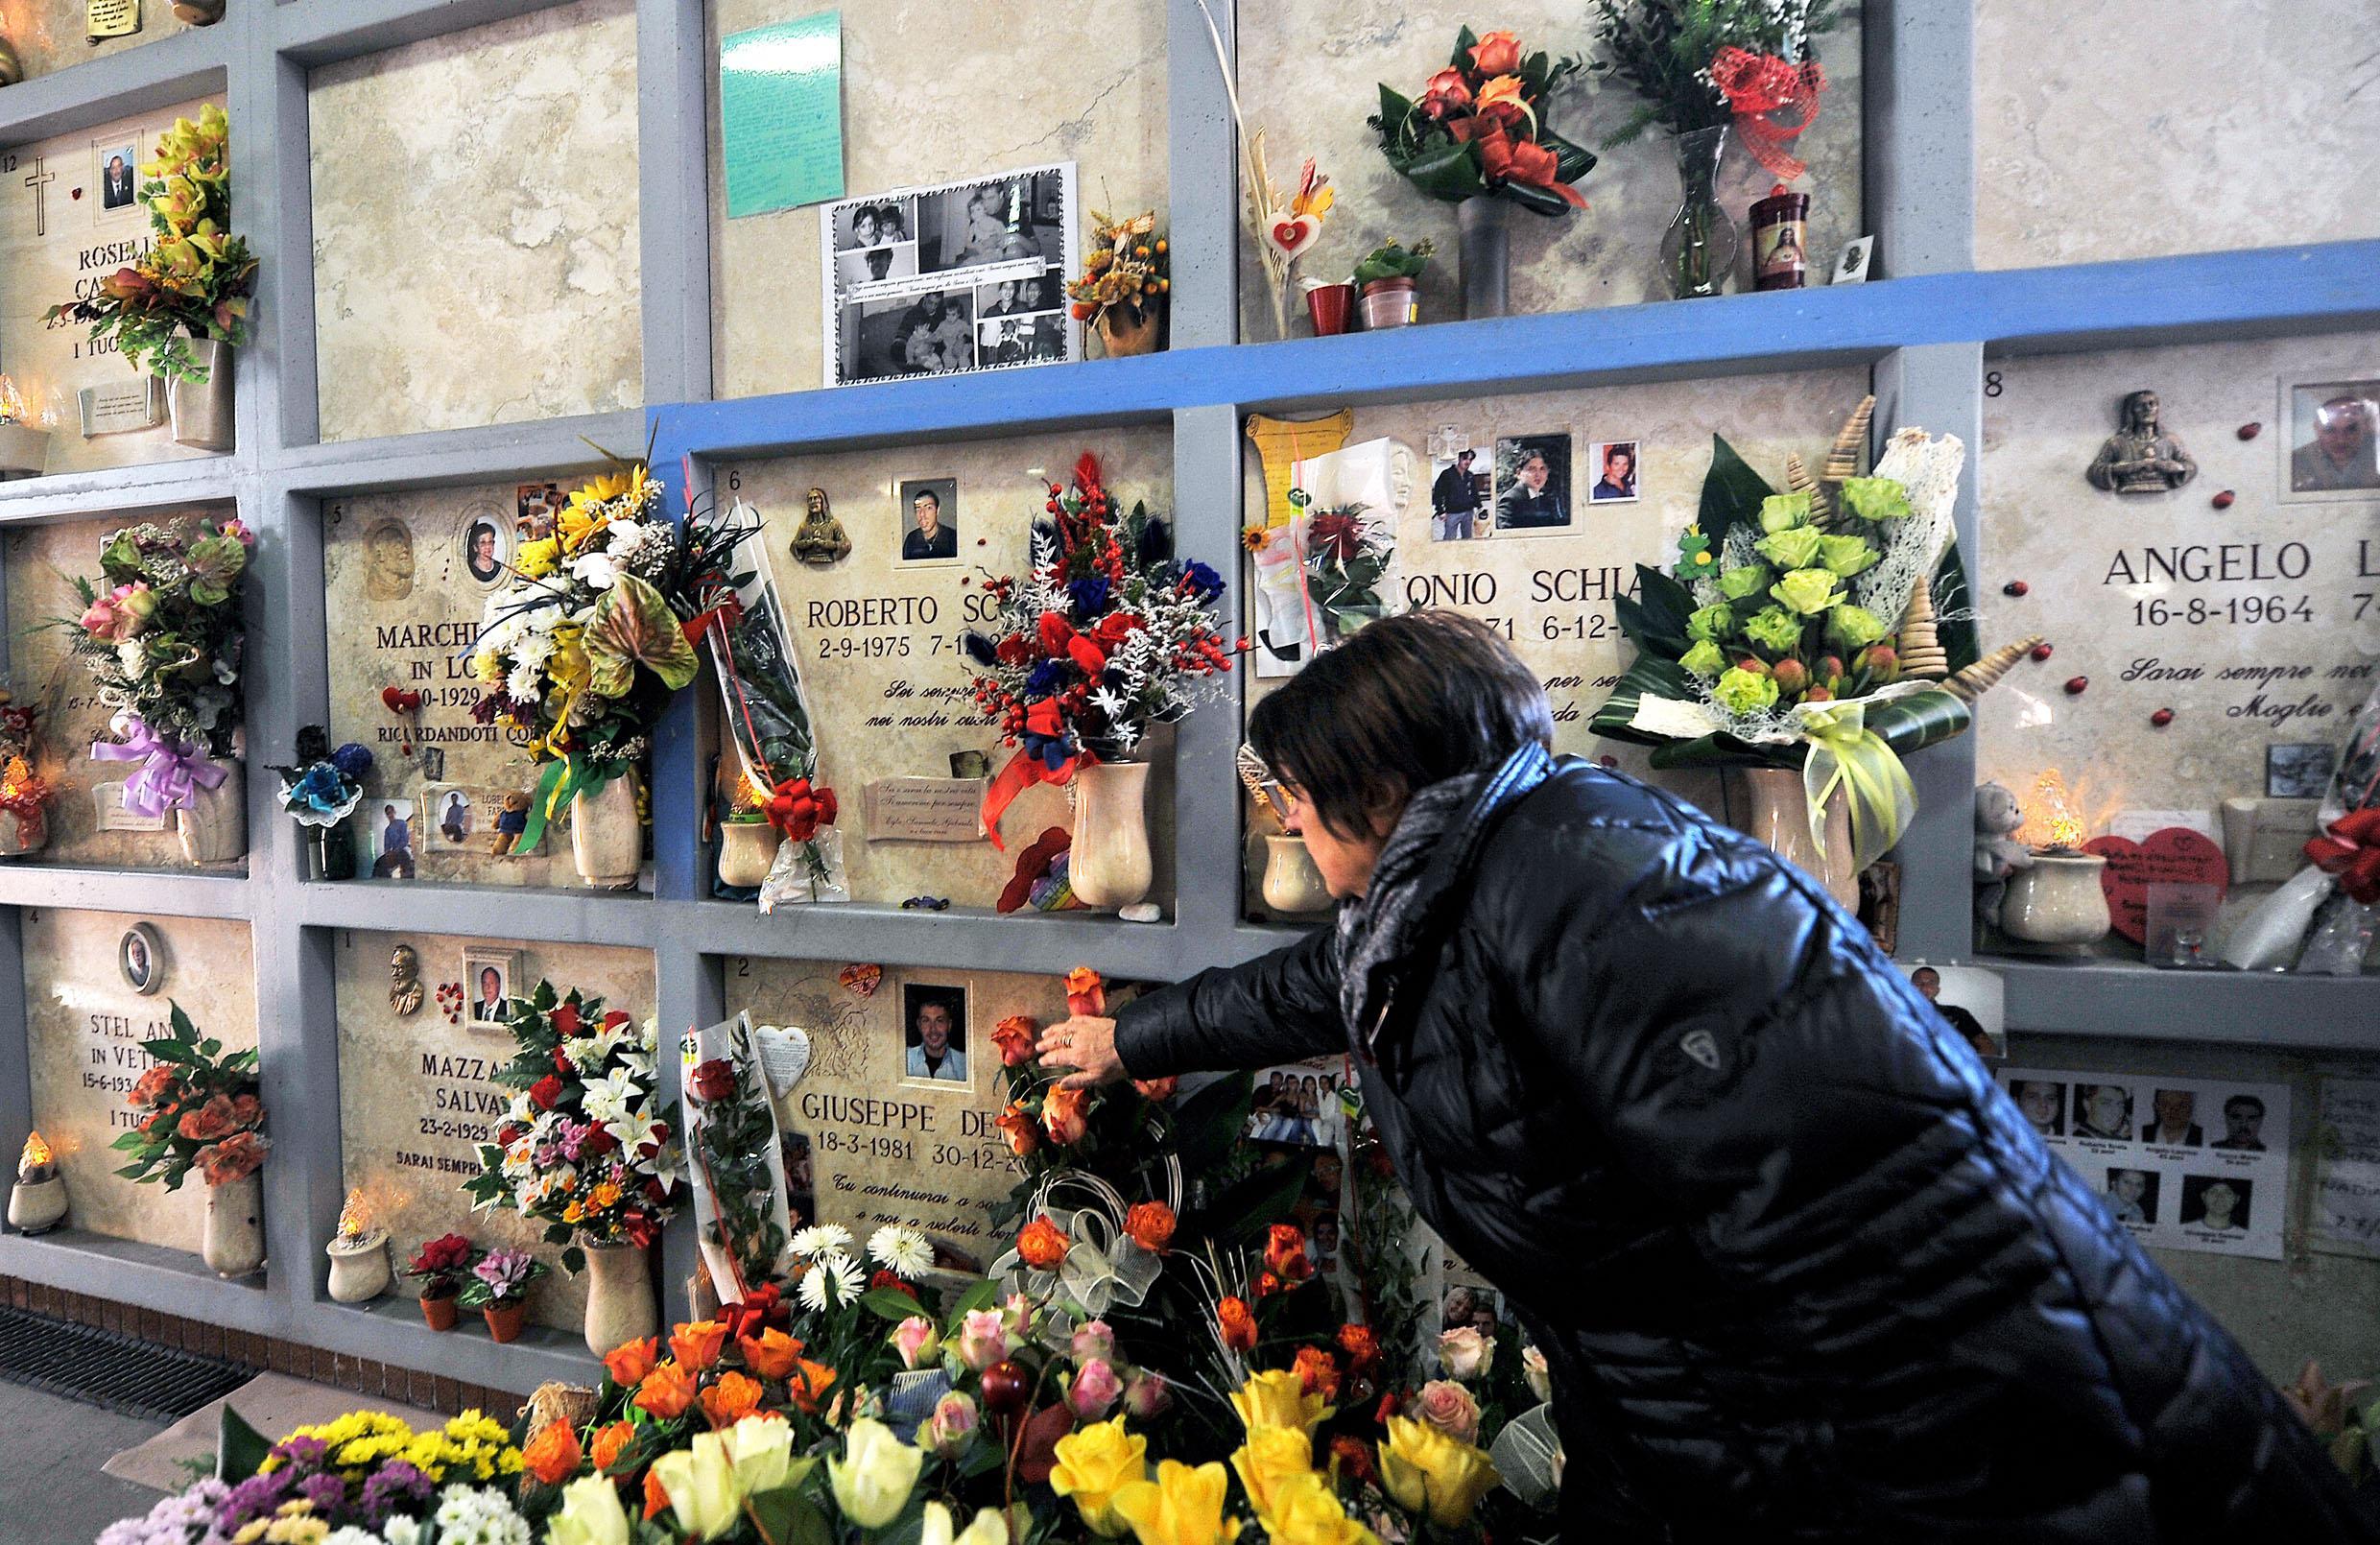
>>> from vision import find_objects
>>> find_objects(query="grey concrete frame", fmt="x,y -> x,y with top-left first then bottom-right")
0,0 -> 2366,1397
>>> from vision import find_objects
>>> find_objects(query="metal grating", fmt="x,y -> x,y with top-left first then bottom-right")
0,1307 -> 250,1424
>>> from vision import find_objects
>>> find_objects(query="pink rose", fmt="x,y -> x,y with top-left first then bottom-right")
957,1308 -> 1011,1372
1067,1358 -> 1123,1421
77,594 -> 121,640
921,1390 -> 978,1457
1438,1324 -> 1492,1380
1416,1379 -> 1482,1443
115,582 -> 156,627
1522,1343 -> 1551,1404
1420,66 -> 1473,117
892,1315 -> 940,1369
1071,1319 -> 1116,1366
1122,1368 -> 1172,1420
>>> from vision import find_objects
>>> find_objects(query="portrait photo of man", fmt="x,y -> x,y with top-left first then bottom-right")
2143,1088 -> 2205,1147
1494,435 -> 1572,533
897,479 -> 960,562
1589,440 -> 1640,503
2105,1168 -> 2159,1225
2211,1094 -> 2268,1152
2288,383 -> 2380,494
1431,447 -> 1486,541
1907,963 -> 2004,1060
471,963 -> 507,1022
372,800 -> 416,880
2012,1079 -> 2066,1138
2073,1083 -> 2134,1142
902,984 -> 968,1083
2180,1175 -> 2251,1232
99,146 -> 136,210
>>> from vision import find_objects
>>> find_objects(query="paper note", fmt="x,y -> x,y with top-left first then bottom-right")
86,0 -> 139,40
864,777 -> 987,843
720,12 -> 845,219
2313,1078 -> 2380,1259
91,782 -> 169,832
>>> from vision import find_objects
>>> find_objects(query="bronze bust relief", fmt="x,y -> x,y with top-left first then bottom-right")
2086,390 -> 2198,494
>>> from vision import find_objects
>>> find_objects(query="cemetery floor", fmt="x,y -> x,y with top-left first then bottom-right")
0,1380 -> 167,1545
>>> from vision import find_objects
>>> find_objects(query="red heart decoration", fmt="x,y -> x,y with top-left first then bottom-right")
1271,220 -> 1300,246
382,685 -> 422,713
2082,827 -> 2229,944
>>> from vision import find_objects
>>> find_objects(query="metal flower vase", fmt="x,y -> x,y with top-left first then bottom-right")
1660,126 -> 1739,300
1727,766 -> 1859,914
202,1170 -> 265,1278
572,773 -> 642,890
177,758 -> 247,865
581,1239 -> 656,1356
1068,760 -> 1153,911
1457,198 -> 1511,320
168,340 -> 235,452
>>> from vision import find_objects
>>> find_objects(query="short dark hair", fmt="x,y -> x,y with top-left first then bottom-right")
1249,609 -> 1552,841
2224,1095 -> 2265,1119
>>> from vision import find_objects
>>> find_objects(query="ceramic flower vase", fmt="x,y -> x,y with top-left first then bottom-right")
483,1300 -> 526,1343
167,340 -> 235,452
1260,834 -> 1332,915
1727,766 -> 1860,915
1096,303 -> 1163,358
325,1232 -> 392,1303
582,1239 -> 656,1357
1457,198 -> 1511,320
419,1288 -> 460,1332
717,821 -> 782,889
202,1171 -> 265,1278
1999,851 -> 2113,947
1068,760 -> 1154,911
0,806 -> 47,857
175,757 -> 247,865
1661,126 -> 1739,300
571,773 -> 641,890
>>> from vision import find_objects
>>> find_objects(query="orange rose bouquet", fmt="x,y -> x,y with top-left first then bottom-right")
1370,27 -> 1594,214
108,1003 -> 265,1191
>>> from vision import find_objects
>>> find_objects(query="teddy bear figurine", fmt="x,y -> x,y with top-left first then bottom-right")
490,791 -> 532,856
1973,781 -> 2034,928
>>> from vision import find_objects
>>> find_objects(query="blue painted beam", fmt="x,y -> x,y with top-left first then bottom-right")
648,241 -> 2380,464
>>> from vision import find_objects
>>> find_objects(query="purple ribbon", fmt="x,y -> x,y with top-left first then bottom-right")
90,716 -> 227,818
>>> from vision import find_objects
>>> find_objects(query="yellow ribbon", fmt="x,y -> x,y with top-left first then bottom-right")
1799,700 -> 1915,872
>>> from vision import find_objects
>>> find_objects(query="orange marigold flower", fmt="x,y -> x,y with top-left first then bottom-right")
590,1420 -> 634,1472
631,1359 -> 697,1420
1294,1345 -> 1342,1401
604,1336 -> 660,1388
738,1327 -> 803,1381
1042,1085 -> 1090,1145
701,1370 -> 765,1430
787,1359 -> 839,1415
1123,1201 -> 1177,1253
1218,1295 -> 1257,1353
523,1419 -> 582,1485
995,1104 -> 1040,1158
669,1319 -> 727,1372
643,1465 -> 673,1521
1264,1224 -> 1312,1282
1336,1323 -> 1380,1371
1017,1215 -> 1070,1271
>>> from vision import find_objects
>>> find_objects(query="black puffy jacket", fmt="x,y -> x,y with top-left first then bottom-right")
1116,745 -> 2374,1543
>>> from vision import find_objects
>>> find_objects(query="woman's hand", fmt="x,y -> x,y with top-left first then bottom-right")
1037,1015 -> 1126,1090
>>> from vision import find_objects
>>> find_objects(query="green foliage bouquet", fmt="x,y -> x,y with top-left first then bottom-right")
1370,26 -> 1595,214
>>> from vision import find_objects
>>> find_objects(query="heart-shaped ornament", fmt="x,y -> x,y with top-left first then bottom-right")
752,1023 -> 814,1098
382,685 -> 422,714
1266,214 -> 1321,264
2082,827 -> 2229,943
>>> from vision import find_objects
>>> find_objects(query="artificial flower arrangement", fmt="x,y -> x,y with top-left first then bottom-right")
1067,210 -> 1170,357
463,979 -> 683,1276
270,725 -> 373,879
962,453 -> 1240,847
1593,403 -> 2024,871
43,104 -> 256,384
1370,28 -> 1595,214
109,1004 -> 266,1191
65,515 -> 251,821
1296,502 -> 1397,646
0,700 -> 51,853
459,1247 -> 550,1343
1589,0 -> 1840,177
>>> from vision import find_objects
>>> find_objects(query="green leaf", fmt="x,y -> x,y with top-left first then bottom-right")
1394,136 -> 1488,203
1700,436 -> 1777,555
562,1244 -> 586,1275
941,1276 -> 999,1333
1535,125 -> 1599,186
217,1403 -> 271,1483
169,1003 -> 197,1041
1613,564 -> 1695,657
746,1467 -> 829,1545
859,1287 -> 925,1322
1864,687 -> 1973,757
1450,24 -> 1479,67
1498,180 -> 1575,219
1590,653 -> 1703,748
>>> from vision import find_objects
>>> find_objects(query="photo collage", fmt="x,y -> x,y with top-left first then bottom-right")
1999,1067 -> 2291,1260
1244,1058 -> 1350,1286
1426,426 -> 1638,543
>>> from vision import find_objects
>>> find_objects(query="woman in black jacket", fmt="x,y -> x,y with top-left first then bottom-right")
1037,610 -> 2372,1544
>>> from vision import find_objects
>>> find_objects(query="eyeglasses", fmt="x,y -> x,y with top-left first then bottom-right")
1257,779 -> 1301,818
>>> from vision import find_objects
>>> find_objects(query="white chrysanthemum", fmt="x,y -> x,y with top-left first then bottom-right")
323,1529 -> 383,1545
790,1223 -> 854,1260
431,1484 -> 531,1545
567,550 -> 621,590
505,668 -> 543,704
509,629 -> 555,671
868,1224 -> 933,1280
797,1249 -> 864,1311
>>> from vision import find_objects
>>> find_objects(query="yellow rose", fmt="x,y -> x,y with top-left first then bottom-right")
1228,1425 -> 1317,1530
1229,1369 -> 1332,1438
828,1417 -> 923,1530
1049,1414 -> 1150,1538
1267,1481 -> 1381,1545
651,1431 -> 740,1541
1110,1459 -> 1241,1545
723,1413 -> 796,1497
1377,1415 -> 1499,1529
548,1474 -> 631,1545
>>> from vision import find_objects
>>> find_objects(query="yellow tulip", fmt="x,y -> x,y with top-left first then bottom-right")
1049,1414 -> 1149,1538
1110,1459 -> 1241,1545
827,1417 -> 923,1530
548,1474 -> 631,1545
1229,1369 -> 1332,1438
1227,1425 -> 1317,1530
650,1431 -> 739,1541
1266,1481 -> 1381,1545
1377,1415 -> 1499,1530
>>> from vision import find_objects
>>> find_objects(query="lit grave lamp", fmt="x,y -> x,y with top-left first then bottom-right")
0,377 -> 50,476
0,756 -> 51,856
1999,768 -> 2112,947
324,1188 -> 392,1302
9,1131 -> 67,1234
717,771 -> 783,889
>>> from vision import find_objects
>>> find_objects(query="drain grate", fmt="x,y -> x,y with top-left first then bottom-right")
0,1306 -> 251,1423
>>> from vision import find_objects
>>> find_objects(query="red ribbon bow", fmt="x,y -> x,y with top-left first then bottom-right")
980,703 -> 1086,853
2306,807 -> 2380,905
1038,613 -> 1109,676
1476,125 -> 1585,208
764,777 -> 838,843
721,1283 -> 790,1340
1709,46 -> 1827,180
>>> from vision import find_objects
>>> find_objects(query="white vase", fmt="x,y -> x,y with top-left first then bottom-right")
571,773 -> 642,890
1999,851 -> 2113,946
202,1171 -> 265,1278
1727,766 -> 1860,915
717,821 -> 782,889
1069,761 -> 1153,911
175,757 -> 247,864
325,1233 -> 392,1303
1260,834 -> 1332,915
582,1239 -> 656,1357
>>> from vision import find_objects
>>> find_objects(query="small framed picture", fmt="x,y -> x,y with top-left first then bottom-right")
1587,440 -> 1642,504
1829,235 -> 1874,286
461,946 -> 522,1027
119,921 -> 164,995
1440,1278 -> 1504,1340
2280,377 -> 2380,500
369,798 -> 417,880
422,785 -> 480,852
896,477 -> 960,563
899,981 -> 969,1085
463,514 -> 509,587
2071,1082 -> 2137,1142
2266,741 -> 2338,799
2104,1166 -> 2161,1226
1244,1061 -> 1346,1150
2009,1077 -> 2066,1139
1428,442 -> 1490,541
95,138 -> 140,214
1902,962 -> 2005,1060
1492,433 -> 1573,535
514,482 -> 564,540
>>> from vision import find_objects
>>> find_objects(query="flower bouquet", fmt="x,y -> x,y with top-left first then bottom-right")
65,515 -> 251,848
1068,209 -> 1169,358
109,1004 -> 265,1192
1370,28 -> 1594,214
403,1231 -> 481,1332
0,701 -> 50,855
458,1247 -> 549,1343
962,453 -> 1240,852
269,723 -> 372,880
1590,0 -> 1840,173
683,1012 -> 797,1304
463,979 -> 683,1276
43,105 -> 255,387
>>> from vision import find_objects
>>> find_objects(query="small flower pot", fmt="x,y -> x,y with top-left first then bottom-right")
1358,277 -> 1417,330
1260,834 -> 1332,915
1304,282 -> 1355,337
483,1301 -> 526,1343
419,1289 -> 460,1332
202,1170 -> 265,1279
7,1175 -> 67,1234
1999,851 -> 2113,947
0,806 -> 47,857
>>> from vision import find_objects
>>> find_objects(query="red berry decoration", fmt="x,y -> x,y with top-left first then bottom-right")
2150,708 -> 2176,727
2064,676 -> 2088,696
981,1360 -> 1030,1413
2030,642 -> 2054,661
2211,489 -> 2235,509
2002,580 -> 2029,597
2237,422 -> 2262,440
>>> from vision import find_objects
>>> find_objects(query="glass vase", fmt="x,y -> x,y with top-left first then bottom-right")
1660,125 -> 1739,300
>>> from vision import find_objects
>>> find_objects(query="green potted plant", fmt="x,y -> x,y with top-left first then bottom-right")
42,105 -> 255,450
458,1247 -> 547,1343
1353,240 -> 1435,330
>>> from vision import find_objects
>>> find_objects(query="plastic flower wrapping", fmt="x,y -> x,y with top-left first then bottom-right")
461,980 -> 683,1273
962,453 -> 1241,846
108,1003 -> 265,1191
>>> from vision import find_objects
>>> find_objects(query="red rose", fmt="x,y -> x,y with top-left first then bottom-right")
1420,65 -> 1472,117
581,1126 -> 618,1155
869,1271 -> 918,1298
1264,1223 -> 1312,1282
691,1058 -> 738,1103
128,1065 -> 179,1109
602,1010 -> 631,1033
497,1123 -> 527,1146
554,1049 -> 574,1074
551,1002 -> 583,1036
529,1075 -> 564,1111
178,1095 -> 237,1142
